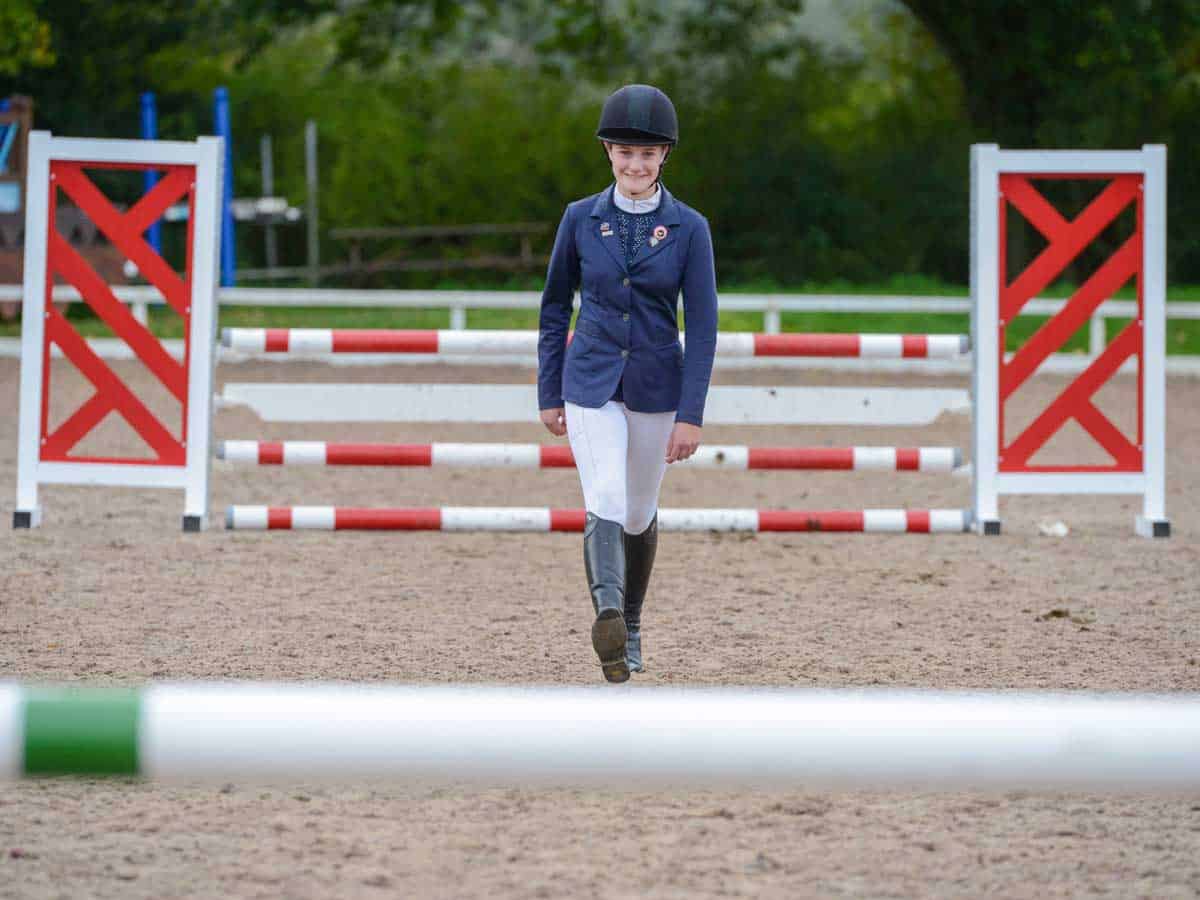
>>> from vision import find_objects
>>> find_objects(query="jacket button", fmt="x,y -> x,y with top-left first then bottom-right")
622,313 -> 630,321
622,277 -> 630,286
621,349 -> 629,359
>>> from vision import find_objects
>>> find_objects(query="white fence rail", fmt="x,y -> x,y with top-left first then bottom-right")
4,286 -> 1200,359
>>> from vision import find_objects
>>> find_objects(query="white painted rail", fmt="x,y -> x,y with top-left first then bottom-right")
7,284 -> 1200,320
4,286 -> 1198,349
219,383 -> 972,426
6,285 -> 1197,373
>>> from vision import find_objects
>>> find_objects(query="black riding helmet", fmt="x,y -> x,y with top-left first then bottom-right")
597,84 -> 678,183
596,84 -> 678,146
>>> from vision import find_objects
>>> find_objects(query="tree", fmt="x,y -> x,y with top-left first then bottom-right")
0,0 -> 54,76
4,1 -> 332,138
329,0 -> 805,86
897,1 -> 1200,145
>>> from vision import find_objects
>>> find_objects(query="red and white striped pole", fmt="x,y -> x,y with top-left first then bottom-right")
217,441 -> 964,472
220,328 -> 969,359
226,506 -> 971,533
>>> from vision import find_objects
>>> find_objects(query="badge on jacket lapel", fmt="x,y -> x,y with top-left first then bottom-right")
600,222 -> 613,237
649,224 -> 668,247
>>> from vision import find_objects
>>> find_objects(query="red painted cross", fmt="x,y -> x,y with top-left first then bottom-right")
40,161 -> 195,465
998,174 -> 1143,472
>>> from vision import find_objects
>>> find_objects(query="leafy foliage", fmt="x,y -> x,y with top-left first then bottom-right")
6,1 -> 1200,284
899,0 -> 1200,144
0,0 -> 54,75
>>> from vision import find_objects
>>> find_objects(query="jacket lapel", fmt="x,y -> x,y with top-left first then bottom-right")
589,186 -> 628,275
628,185 -> 683,270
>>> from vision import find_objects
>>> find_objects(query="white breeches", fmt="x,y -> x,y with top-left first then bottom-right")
565,400 -> 675,535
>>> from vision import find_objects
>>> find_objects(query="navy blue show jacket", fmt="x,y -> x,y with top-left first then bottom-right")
537,184 -> 719,427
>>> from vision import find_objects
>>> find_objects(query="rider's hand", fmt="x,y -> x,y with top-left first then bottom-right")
666,422 -> 701,463
540,407 -> 567,437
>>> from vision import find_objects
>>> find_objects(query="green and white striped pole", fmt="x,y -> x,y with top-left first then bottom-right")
4,683 -> 1200,788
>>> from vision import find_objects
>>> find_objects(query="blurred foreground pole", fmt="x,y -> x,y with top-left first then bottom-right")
4,684 -> 1200,790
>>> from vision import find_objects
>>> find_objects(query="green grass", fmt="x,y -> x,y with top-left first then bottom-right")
4,280 -> 1198,354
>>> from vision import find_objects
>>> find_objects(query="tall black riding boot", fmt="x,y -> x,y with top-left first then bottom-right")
583,513 -> 629,683
623,514 -> 657,673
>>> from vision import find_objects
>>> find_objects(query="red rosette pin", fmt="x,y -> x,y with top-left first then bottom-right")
652,225 -> 668,241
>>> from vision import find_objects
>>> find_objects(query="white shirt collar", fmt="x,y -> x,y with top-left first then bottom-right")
612,184 -> 661,214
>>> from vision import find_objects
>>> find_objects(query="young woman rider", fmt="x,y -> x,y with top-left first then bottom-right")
537,84 -> 718,683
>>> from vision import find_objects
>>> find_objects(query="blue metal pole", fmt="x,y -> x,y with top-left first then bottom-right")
0,99 -> 9,176
214,86 -> 236,286
0,98 -> 16,174
139,92 -> 162,255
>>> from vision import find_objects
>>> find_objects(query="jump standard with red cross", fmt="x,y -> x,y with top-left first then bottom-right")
13,133 -> 223,531
970,144 -> 1169,538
